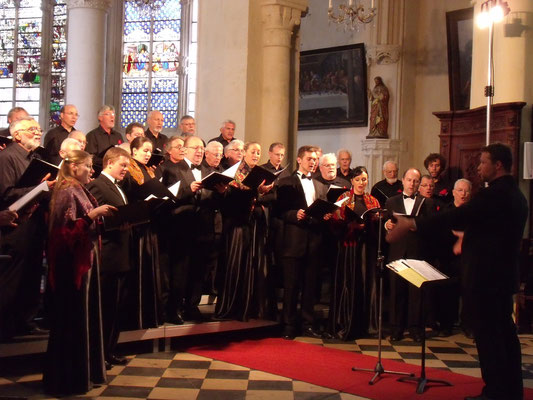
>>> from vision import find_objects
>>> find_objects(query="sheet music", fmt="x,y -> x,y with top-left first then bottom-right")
334,196 -> 350,207
403,259 -> 448,281
8,181 -> 49,212
222,161 -> 241,177
167,181 -> 180,197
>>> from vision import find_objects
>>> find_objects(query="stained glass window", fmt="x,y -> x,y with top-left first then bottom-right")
120,0 -> 196,129
0,0 -> 67,128
50,0 -> 67,126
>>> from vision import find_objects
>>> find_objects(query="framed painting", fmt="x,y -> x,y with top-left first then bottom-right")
298,43 -> 368,130
446,8 -> 473,111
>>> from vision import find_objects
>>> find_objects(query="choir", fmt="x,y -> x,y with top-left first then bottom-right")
0,106 -> 478,396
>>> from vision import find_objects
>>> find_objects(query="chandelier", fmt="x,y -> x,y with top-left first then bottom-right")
125,0 -> 165,16
328,0 -> 376,31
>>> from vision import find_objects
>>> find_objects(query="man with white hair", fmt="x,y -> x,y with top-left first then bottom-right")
68,130 -> 87,151
336,149 -> 353,184
316,153 -> 351,189
145,110 -> 168,151
58,138 -> 82,164
0,117 -> 54,340
86,105 -> 124,173
370,160 -> 403,207
222,139 -> 244,169
203,141 -> 224,172
208,120 -> 236,148
433,178 -> 473,338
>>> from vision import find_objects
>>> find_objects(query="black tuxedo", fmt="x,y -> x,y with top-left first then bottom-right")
87,174 -> 131,361
87,175 -> 131,273
166,160 -> 218,317
417,175 -> 527,399
384,193 -> 436,336
276,172 -> 328,335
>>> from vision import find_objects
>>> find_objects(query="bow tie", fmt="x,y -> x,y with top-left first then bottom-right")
191,164 -> 201,170
403,194 -> 416,200
300,174 -> 312,180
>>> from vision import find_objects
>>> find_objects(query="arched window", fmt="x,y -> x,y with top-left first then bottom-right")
0,0 -> 67,128
120,0 -> 197,130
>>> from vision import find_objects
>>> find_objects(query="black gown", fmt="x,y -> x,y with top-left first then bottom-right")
215,163 -> 276,321
43,182 -> 106,395
122,159 -> 163,329
328,192 -> 380,340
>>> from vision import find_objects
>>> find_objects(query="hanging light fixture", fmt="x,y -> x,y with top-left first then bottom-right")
125,0 -> 165,17
328,0 -> 376,31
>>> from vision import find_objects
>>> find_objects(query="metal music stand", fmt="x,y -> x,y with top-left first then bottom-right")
397,279 -> 453,394
351,208 -> 414,384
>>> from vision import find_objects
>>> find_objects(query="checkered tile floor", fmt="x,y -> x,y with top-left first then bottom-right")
2,331 -> 533,399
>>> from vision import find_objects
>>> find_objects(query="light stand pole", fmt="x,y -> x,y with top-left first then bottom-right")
476,0 -> 511,146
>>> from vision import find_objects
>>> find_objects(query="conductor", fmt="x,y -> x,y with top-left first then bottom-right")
387,143 -> 527,400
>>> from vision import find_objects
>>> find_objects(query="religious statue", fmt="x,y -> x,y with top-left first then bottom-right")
367,76 -> 389,138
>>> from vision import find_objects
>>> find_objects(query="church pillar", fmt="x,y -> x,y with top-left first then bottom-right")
65,0 -> 112,132
259,0 -> 308,151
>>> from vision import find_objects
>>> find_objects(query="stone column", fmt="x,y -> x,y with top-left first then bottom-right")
65,0 -> 112,132
362,0 -> 405,185
259,0 -> 308,150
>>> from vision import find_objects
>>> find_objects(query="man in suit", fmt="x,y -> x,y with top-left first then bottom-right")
389,144 -> 527,400
384,168 -> 436,342
166,136 -> 219,322
276,145 -> 328,339
87,147 -> 131,368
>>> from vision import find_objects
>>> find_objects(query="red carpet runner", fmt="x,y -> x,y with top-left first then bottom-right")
187,337 -> 533,400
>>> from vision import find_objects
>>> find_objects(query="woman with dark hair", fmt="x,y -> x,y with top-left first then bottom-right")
44,150 -> 115,395
215,142 -> 275,321
122,136 -> 162,328
328,166 -> 381,340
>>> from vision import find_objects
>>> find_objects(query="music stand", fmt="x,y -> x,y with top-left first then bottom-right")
351,209 -> 414,384
393,267 -> 453,394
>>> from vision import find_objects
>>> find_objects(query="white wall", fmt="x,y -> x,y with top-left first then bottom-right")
297,0 -> 372,166
195,0 -> 250,143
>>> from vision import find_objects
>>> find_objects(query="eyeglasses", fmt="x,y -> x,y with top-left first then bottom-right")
187,146 -> 205,152
231,148 -> 244,153
14,127 -> 42,135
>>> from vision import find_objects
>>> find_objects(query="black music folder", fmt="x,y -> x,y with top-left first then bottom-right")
146,152 -> 165,168
103,201 -> 151,231
242,165 -> 285,189
326,185 -> 348,202
201,171 -> 234,191
344,206 -> 380,223
15,158 -> 59,188
306,198 -> 339,219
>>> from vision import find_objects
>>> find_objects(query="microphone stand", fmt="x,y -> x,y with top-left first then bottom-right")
351,208 -> 414,384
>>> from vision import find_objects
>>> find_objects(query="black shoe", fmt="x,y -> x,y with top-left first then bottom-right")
105,361 -> 113,370
464,395 -> 495,400
463,328 -> 474,339
107,355 -> 128,365
321,331 -> 335,340
411,332 -> 423,343
184,306 -> 207,322
389,333 -> 404,342
302,327 -> 323,339
167,312 -> 184,325
282,333 -> 295,340
438,329 -> 453,337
